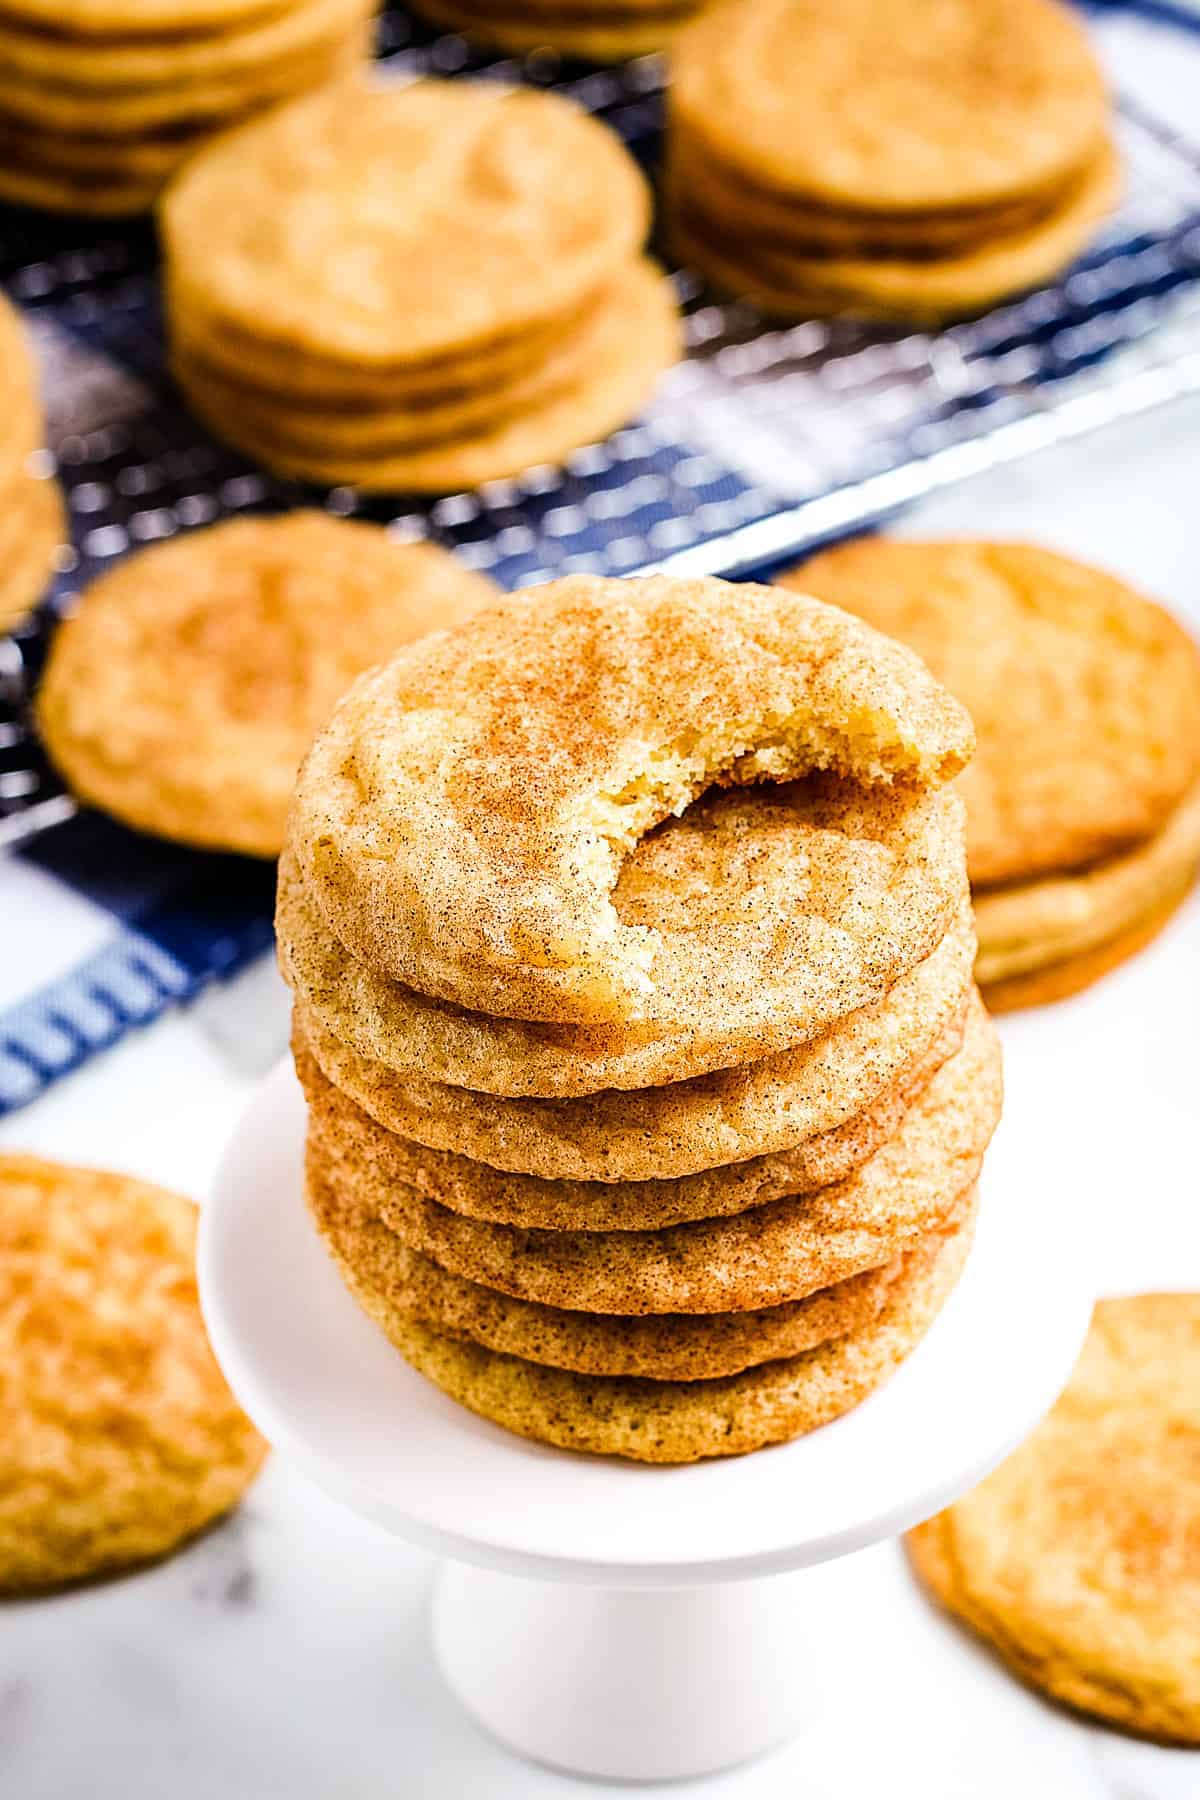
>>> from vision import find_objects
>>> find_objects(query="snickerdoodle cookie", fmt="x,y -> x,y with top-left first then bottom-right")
163,78 -> 678,490
786,539 -> 1200,1005
785,540 -> 1200,885
907,1294 -> 1200,1743
310,1172 -> 906,1381
667,0 -> 1114,320
0,1153 -> 267,1593
278,777 -> 968,1091
293,903 -> 975,1182
0,295 -> 65,632
3,0 -> 282,27
289,573 -> 972,1027
977,885 -> 1194,1013
293,999 -> 967,1232
411,0 -> 700,60
332,1202 -> 976,1462
303,993 -> 998,1316
668,148 -> 1118,324
37,512 -> 496,857
972,777 -> 1200,992
175,260 -> 681,493
0,0 -> 375,215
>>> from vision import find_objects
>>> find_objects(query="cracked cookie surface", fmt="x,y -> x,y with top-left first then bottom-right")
291,573 -> 972,1025
38,512 -> 496,856
0,1153 -> 267,1594
908,1294 -> 1200,1743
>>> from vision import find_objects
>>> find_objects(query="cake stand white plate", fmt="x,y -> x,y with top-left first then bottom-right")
199,1055 -> 1090,1782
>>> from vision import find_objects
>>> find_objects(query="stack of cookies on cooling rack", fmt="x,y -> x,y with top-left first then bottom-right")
0,0 -> 376,216
0,294 -> 63,632
667,0 -> 1117,320
412,0 -> 701,60
787,539 -> 1200,1009
277,573 -> 1004,1464
161,77 -> 680,493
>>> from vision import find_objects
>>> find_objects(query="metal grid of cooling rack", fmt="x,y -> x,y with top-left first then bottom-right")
2,0 -> 1200,851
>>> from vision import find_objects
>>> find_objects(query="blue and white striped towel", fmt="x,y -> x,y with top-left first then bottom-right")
0,811 -> 275,1112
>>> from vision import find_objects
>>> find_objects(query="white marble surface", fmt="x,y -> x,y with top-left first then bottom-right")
3,399 -> 1200,1797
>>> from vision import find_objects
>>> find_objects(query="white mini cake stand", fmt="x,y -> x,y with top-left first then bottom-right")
199,1059 -> 1089,1784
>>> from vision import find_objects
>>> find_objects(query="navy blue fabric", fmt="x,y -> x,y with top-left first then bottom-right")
1,814 -> 275,1112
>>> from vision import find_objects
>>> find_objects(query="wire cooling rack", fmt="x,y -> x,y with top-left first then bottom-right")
3,0 -> 1200,857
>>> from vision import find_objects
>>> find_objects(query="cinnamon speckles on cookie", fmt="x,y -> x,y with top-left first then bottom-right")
287,568 -> 989,1462
162,78 -> 679,489
0,1154 -> 267,1593
289,574 -> 972,1025
666,0 -> 1114,320
787,538 -> 1200,1005
37,513 -> 497,857
908,1295 -> 1200,1743
0,0 -> 376,215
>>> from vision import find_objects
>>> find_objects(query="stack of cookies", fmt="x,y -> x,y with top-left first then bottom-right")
161,78 -> 681,493
277,573 -> 1004,1464
413,0 -> 701,61
0,294 -> 65,632
0,0 -> 376,216
667,0 -> 1118,321
786,539 -> 1200,1009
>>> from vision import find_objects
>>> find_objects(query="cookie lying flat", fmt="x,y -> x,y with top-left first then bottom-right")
907,1295 -> 1200,1744
0,1153 -> 267,1593
163,76 -> 677,488
0,295 -> 66,632
981,886 -> 1194,1014
0,473 -> 65,632
305,993 -> 999,1315
278,777 -> 967,1094
291,573 -> 972,1026
173,273 -> 637,456
4,0 -> 281,29
309,1170 -> 906,1381
293,1000 -> 966,1232
0,0 -> 375,215
162,78 -> 650,371
411,0 -> 695,60
166,272 -> 595,403
0,0 -> 369,101
785,540 -> 1200,887
175,257 -> 680,493
670,0 -> 1106,216
669,143 -> 1118,322
669,137 -> 1078,259
295,903 -> 975,1181
335,1203 -> 975,1463
37,513 -> 496,857
0,35 -> 370,193
973,775 -> 1200,986
666,0 -> 1111,319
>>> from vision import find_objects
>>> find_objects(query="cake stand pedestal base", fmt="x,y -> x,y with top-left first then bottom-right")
433,1561 -> 811,1781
